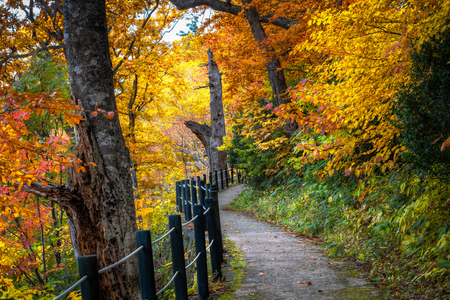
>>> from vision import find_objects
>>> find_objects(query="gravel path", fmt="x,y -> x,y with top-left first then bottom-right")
219,185 -> 382,300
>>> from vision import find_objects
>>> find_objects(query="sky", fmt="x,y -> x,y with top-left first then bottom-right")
162,17 -> 189,43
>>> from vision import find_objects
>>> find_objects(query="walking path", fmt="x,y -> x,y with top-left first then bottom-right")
219,185 -> 382,300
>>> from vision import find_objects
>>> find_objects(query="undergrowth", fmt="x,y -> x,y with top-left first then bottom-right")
230,167 -> 450,299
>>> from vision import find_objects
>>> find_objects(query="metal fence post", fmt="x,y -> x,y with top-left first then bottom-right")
209,185 -> 223,263
136,231 -> 157,300
191,177 -> 197,205
209,172 -> 213,185
169,215 -> 188,300
193,205 -> 209,299
77,255 -> 101,300
203,173 -> 207,184
231,168 -> 234,184
205,199 -> 222,281
219,169 -> 224,190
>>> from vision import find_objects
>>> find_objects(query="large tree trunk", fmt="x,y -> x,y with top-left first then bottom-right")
207,49 -> 227,172
63,0 -> 139,298
242,0 -> 297,136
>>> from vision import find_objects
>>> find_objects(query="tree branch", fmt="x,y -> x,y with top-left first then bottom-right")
18,182 -> 78,203
168,0 -> 298,29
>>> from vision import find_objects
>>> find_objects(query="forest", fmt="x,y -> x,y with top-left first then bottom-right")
1,0 -> 450,299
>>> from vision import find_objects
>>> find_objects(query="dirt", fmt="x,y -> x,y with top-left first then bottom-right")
218,185 -> 383,300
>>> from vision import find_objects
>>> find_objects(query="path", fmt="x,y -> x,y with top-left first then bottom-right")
219,185 -> 382,300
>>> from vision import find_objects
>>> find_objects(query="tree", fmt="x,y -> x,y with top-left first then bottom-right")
20,0 -> 140,298
169,0 -> 298,136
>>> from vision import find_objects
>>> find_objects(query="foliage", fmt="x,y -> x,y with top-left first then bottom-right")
393,28 -> 450,180
231,164 -> 450,298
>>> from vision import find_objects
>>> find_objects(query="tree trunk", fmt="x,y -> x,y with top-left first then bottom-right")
207,49 -> 227,172
63,0 -> 139,298
242,0 -> 297,136
184,120 -> 211,163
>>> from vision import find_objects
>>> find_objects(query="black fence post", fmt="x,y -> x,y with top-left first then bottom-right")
169,215 -> 188,300
231,168 -> 234,184
77,255 -> 101,300
182,180 -> 188,220
219,169 -> 223,190
225,168 -> 229,188
205,199 -> 222,281
186,180 -> 192,221
209,172 -> 213,185
191,177 -> 198,205
205,183 -> 211,199
198,180 -> 206,206
193,205 -> 209,299
214,170 -> 218,189
136,231 -> 157,300
203,173 -> 207,184
238,171 -> 241,184
209,185 -> 223,263
176,181 -> 182,213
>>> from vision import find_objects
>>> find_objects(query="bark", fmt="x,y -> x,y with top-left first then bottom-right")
184,120 -> 211,161
242,0 -> 297,136
207,49 -> 227,172
62,0 -> 139,298
168,0 -> 298,29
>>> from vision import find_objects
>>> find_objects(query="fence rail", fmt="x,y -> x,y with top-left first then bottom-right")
4,168 -> 244,300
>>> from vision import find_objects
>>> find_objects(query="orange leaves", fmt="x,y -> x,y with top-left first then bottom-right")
440,136 -> 450,152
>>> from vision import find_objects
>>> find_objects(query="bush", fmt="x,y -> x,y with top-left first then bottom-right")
393,29 -> 450,180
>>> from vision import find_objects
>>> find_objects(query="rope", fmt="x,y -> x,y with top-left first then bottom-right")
52,275 -> 88,300
156,271 -> 179,296
152,226 -> 176,244
182,214 -> 199,227
98,245 -> 144,274
185,252 -> 201,270
203,207 -> 210,215
206,239 -> 214,252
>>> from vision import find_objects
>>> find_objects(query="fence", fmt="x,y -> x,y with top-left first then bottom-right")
1,168 -> 243,300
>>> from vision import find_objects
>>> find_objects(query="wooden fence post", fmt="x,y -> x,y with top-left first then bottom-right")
209,185 -> 223,263
186,180 -> 192,221
214,170 -> 218,189
176,181 -> 182,213
193,205 -> 209,299
225,168 -> 229,188
182,180 -> 188,220
205,199 -> 222,281
136,231 -> 157,300
77,255 -> 101,300
191,177 -> 197,205
169,215 -> 188,300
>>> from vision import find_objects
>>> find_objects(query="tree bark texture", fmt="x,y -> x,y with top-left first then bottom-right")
207,49 -> 227,172
63,0 -> 139,298
242,0 -> 297,136
184,120 -> 211,161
